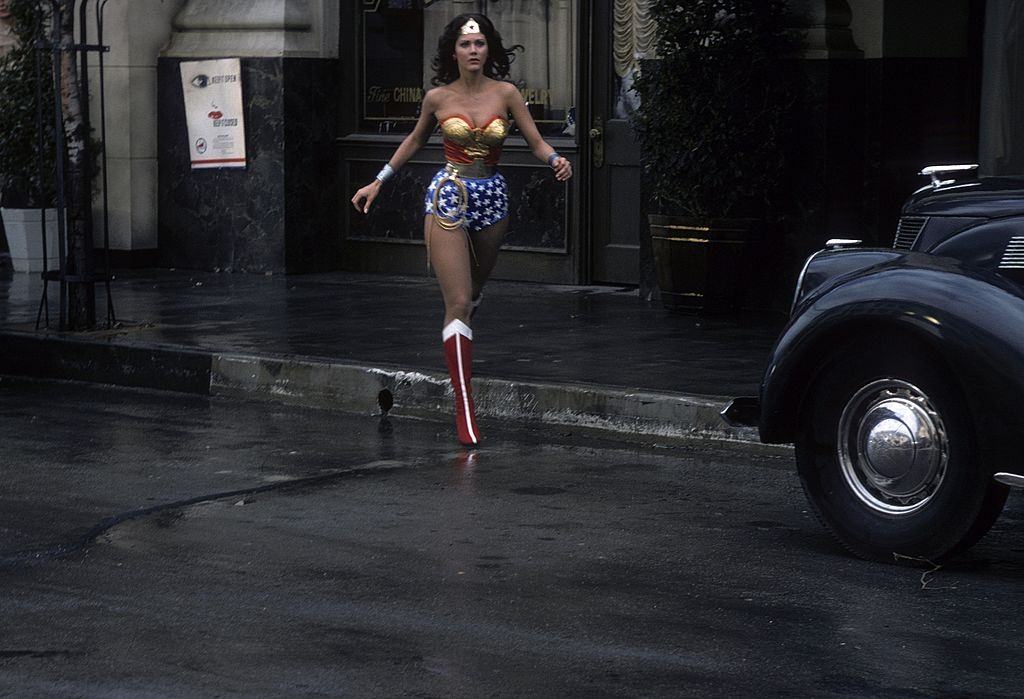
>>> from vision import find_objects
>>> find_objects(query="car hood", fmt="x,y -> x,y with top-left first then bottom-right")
902,176 -> 1024,218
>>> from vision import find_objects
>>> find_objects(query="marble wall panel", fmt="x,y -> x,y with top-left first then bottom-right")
158,56 -> 338,273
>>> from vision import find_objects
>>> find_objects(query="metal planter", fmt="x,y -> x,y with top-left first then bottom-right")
649,214 -> 757,313
0,207 -> 59,273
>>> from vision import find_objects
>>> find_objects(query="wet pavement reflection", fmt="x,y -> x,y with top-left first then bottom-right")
0,377 -> 1022,695
0,269 -> 785,397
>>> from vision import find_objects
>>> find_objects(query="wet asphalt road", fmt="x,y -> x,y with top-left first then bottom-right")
2,378 -> 1024,697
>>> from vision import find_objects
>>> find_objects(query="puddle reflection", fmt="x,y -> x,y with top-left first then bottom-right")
451,450 -> 479,494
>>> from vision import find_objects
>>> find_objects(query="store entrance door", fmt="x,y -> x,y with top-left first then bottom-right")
587,0 -> 644,284
338,1 -> 583,285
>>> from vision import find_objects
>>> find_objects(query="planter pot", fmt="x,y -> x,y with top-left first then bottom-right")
649,215 -> 758,313
0,207 -> 60,273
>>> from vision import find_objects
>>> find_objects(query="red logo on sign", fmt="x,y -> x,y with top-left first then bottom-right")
208,110 -> 223,119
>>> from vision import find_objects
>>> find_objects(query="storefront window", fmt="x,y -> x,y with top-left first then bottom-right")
360,0 -> 577,137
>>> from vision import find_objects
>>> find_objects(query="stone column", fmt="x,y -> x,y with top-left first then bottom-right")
157,0 -> 340,273
87,0 -> 185,267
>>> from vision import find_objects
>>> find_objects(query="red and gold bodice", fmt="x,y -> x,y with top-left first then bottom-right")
440,114 -> 510,167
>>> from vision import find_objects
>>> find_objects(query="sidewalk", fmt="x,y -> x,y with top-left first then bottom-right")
0,268 -> 787,443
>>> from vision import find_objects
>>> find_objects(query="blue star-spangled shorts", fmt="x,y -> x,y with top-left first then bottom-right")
424,168 -> 509,234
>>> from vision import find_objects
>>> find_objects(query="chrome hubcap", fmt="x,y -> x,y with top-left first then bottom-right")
837,379 -> 948,515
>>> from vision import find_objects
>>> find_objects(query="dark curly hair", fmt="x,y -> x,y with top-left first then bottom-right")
431,14 -> 522,86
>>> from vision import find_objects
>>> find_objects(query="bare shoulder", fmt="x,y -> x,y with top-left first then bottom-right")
495,81 -> 521,114
497,80 -> 520,100
423,86 -> 446,111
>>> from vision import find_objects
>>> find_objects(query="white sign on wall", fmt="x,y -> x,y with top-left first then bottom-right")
180,58 -> 247,169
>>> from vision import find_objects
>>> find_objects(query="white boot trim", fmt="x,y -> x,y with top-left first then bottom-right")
442,318 -> 473,342
455,334 -> 478,443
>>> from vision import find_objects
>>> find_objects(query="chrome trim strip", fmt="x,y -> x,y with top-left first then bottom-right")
791,248 -> 826,316
999,237 -> 1024,269
825,239 -> 862,249
994,472 -> 1024,488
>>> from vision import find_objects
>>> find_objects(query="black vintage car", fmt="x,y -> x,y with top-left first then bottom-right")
725,164 -> 1024,563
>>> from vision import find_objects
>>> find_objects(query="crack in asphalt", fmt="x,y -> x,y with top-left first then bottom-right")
0,459 -> 414,571
0,650 -> 74,660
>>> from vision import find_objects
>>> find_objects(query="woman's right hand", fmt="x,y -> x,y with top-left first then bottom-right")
351,180 -> 382,214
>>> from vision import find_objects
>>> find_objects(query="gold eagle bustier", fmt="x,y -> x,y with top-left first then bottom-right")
441,114 -> 509,166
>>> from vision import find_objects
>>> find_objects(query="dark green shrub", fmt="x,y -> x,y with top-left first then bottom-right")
632,0 -> 799,218
0,0 -> 55,208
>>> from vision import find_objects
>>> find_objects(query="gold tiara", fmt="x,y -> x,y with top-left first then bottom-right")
460,19 -> 480,35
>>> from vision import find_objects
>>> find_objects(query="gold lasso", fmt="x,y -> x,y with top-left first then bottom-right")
425,163 -> 479,270
431,163 -> 469,230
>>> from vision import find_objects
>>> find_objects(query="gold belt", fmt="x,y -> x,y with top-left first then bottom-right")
446,159 -> 495,179
426,162 -> 483,270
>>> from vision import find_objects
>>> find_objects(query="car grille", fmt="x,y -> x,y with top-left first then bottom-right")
1000,237 -> 1024,269
893,216 -> 928,250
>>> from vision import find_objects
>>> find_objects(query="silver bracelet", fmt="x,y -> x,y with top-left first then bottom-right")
375,163 -> 395,183
547,152 -> 561,168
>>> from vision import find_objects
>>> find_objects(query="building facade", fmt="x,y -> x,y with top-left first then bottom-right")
9,1 -> 1018,300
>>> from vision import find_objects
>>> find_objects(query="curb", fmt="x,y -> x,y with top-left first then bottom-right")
211,353 -> 759,443
0,329 -> 760,444
0,330 -> 211,393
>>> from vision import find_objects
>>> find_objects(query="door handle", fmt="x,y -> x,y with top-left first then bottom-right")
590,119 -> 604,169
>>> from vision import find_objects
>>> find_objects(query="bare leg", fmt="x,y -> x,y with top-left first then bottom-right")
427,214 -> 483,446
425,215 -> 474,326
470,217 -> 509,300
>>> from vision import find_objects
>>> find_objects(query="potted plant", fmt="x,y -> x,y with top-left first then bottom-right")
0,0 -> 58,273
632,0 -> 799,312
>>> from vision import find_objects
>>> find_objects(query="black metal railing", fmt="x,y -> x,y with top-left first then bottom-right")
32,0 -> 115,331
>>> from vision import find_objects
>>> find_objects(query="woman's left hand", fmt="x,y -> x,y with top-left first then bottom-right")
552,157 -> 572,182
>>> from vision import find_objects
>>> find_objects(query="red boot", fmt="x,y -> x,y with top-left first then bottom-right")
443,319 -> 481,446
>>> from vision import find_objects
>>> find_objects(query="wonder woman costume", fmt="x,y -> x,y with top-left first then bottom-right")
425,112 -> 511,446
424,114 -> 510,233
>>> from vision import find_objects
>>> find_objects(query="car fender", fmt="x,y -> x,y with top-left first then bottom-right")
760,254 -> 1024,473
929,215 -> 1024,269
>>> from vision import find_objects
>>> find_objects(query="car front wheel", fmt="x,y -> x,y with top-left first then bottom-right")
795,338 -> 1008,563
